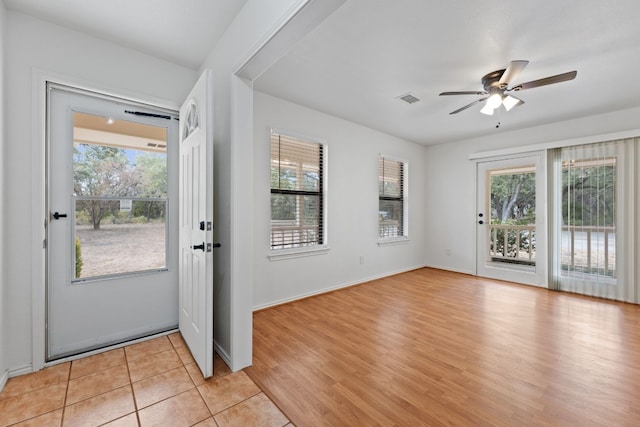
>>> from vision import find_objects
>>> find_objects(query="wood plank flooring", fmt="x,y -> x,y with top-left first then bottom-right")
245,268 -> 640,426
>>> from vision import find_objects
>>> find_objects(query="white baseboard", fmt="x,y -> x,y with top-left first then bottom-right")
0,369 -> 8,392
214,341 -> 232,370
423,263 -> 475,276
8,364 -> 33,378
253,264 -> 427,311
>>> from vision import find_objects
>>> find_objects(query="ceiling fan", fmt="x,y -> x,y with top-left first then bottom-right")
439,60 -> 577,115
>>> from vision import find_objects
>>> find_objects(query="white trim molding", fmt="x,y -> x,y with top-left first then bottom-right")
469,128 -> 640,160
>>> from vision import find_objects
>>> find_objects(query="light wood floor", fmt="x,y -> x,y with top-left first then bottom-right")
245,268 -> 640,426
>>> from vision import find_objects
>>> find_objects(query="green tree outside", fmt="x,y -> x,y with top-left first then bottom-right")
74,144 -> 167,229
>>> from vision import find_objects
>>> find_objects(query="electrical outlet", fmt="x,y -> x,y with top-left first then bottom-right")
446,249 -> 451,256
359,256 -> 365,264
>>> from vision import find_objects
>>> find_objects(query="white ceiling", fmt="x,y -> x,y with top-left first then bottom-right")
255,0 -> 640,145
3,0 -> 248,69
5,0 -> 640,146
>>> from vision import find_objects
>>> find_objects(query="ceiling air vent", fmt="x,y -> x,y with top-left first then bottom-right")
397,93 -> 420,104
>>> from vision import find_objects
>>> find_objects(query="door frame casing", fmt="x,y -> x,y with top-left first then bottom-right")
32,69 -> 181,371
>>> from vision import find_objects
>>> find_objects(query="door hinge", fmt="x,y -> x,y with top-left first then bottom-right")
43,239 -> 47,249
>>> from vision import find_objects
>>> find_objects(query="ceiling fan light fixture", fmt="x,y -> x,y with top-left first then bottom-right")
440,60 -> 577,115
480,103 -> 494,115
502,95 -> 520,111
486,93 -> 503,109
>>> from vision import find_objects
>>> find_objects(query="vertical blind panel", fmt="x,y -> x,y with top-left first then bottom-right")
378,157 -> 404,197
557,140 -> 621,297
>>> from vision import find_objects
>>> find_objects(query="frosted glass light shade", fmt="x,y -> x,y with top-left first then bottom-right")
503,95 -> 520,111
480,103 -> 494,115
486,93 -> 503,109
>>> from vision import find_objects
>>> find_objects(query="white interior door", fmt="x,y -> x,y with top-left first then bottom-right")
476,153 -> 546,286
47,85 -> 179,360
179,70 -> 215,378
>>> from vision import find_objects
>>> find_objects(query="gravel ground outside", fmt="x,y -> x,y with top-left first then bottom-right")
75,223 -> 167,278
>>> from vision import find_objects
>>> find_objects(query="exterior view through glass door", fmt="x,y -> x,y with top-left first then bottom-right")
476,153 -> 546,286
550,139 -> 633,300
47,85 -> 179,360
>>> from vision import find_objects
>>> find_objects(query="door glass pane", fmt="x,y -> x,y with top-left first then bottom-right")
73,112 -> 168,280
488,165 -> 536,265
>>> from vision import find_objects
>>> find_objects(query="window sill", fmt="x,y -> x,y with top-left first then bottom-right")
377,237 -> 410,247
268,245 -> 330,261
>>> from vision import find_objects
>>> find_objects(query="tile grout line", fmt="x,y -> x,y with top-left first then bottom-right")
4,336 -> 265,426
122,344 -> 142,427
60,362 -> 72,426
1,367 -> 71,427
244,370 -> 293,425
129,336 -> 203,423
173,331 -> 219,423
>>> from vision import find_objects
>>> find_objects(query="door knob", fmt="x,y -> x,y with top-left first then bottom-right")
192,242 -> 205,251
478,220 -> 484,225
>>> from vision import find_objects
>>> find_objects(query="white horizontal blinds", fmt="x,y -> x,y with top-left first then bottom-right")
378,157 -> 404,238
556,139 -> 628,299
270,132 -> 324,249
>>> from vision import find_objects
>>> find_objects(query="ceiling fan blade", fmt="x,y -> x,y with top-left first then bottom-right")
449,97 -> 488,114
511,70 -> 577,91
498,60 -> 529,86
439,91 -> 487,96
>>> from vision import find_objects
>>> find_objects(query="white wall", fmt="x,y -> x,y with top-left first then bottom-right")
253,91 -> 427,308
4,10 -> 196,373
200,0 -> 344,370
424,106 -> 640,275
0,0 -> 8,389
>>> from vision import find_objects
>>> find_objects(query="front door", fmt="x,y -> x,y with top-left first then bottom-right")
476,153 -> 546,286
47,85 -> 179,360
178,70 -> 215,378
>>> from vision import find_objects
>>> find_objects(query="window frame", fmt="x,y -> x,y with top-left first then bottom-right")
268,129 -> 329,260
378,154 -> 409,245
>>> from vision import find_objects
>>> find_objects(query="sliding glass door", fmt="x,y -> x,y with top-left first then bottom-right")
550,139 -> 635,301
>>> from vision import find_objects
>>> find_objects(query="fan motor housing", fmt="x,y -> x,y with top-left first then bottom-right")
482,69 -> 506,90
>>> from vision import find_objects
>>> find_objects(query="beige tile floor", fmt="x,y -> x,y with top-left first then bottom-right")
0,333 -> 291,426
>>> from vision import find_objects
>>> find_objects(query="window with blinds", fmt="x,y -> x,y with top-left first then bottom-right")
270,131 -> 324,249
378,157 -> 406,238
